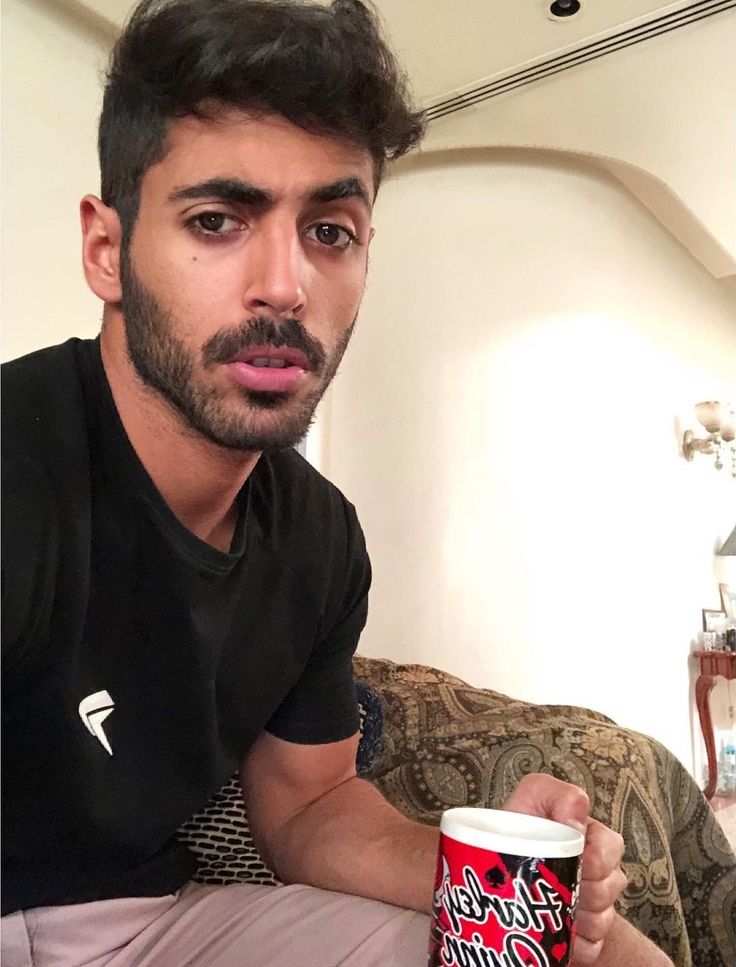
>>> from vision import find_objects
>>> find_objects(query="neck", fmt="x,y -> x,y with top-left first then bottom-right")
99,315 -> 260,551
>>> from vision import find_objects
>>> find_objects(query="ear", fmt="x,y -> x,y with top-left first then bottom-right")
80,195 -> 124,304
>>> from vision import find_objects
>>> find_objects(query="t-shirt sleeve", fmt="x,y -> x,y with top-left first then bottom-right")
264,497 -> 371,745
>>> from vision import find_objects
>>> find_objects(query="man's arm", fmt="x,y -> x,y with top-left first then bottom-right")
241,733 -> 672,965
591,916 -> 673,966
241,730 -> 438,912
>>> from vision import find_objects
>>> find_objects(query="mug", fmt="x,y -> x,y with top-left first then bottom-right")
428,807 -> 584,967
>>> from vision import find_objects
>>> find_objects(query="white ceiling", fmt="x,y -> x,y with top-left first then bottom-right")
77,0 -> 697,104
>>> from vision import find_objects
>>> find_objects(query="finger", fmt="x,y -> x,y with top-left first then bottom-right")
578,867 -> 628,913
502,773 -> 590,832
569,935 -> 604,966
575,904 -> 618,950
581,819 -> 625,880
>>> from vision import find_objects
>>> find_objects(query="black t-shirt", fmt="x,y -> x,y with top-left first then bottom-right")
1,338 -> 370,916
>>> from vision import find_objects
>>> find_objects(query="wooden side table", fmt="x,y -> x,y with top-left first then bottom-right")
694,650 -> 736,799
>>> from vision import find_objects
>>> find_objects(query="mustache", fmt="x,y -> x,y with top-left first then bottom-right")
201,317 -> 326,372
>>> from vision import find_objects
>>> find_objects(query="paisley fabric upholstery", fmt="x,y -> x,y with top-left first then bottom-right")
352,656 -> 735,967
178,655 -> 734,966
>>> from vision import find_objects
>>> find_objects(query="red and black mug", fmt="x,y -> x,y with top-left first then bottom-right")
429,807 -> 584,967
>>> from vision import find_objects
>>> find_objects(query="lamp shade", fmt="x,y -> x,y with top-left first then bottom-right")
715,526 -> 736,587
718,526 -> 736,556
695,401 -> 725,433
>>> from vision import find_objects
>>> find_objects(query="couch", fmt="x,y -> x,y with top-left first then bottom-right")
177,656 -> 736,967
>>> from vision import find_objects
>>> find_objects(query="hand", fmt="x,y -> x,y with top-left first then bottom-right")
502,774 -> 627,965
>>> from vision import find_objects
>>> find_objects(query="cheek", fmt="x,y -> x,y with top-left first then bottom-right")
142,256 -> 240,331
132,224 -> 231,302
313,263 -> 366,322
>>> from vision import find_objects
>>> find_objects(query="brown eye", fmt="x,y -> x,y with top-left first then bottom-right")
317,224 -> 340,245
307,223 -> 355,249
189,212 -> 241,235
197,213 -> 227,233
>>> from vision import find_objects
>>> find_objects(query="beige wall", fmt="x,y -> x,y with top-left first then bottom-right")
318,152 -> 735,778
422,11 -> 736,275
1,0 -> 110,360
311,9 -> 736,782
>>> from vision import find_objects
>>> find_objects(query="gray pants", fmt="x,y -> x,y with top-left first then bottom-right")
1,882 -> 431,966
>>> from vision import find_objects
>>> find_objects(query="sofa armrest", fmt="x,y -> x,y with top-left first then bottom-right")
353,655 -> 735,967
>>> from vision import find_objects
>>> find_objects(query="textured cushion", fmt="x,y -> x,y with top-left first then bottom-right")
176,682 -> 384,886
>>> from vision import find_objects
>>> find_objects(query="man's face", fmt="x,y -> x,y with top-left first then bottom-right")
120,110 -> 375,451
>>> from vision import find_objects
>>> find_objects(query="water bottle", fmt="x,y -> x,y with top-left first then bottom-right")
725,741 -> 736,795
716,733 -> 736,795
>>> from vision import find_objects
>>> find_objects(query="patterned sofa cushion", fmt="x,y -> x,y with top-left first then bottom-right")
176,656 -> 736,966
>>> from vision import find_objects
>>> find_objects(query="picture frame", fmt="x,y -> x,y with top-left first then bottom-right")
719,584 -> 736,620
702,608 -> 727,632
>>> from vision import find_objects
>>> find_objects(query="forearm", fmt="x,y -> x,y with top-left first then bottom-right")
267,775 -> 439,913
266,777 -> 673,965
578,913 -> 673,967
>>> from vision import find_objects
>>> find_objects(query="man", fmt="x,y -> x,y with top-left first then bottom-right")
1,1 -> 671,964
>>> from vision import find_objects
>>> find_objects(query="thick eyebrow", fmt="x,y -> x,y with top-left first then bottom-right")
167,175 -> 372,213
310,178 -> 372,213
167,178 -> 272,207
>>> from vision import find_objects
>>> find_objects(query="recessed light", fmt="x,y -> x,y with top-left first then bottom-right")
549,0 -> 582,18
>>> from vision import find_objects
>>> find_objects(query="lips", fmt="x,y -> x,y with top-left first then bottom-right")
227,345 -> 310,393
233,346 -> 310,369
247,357 -> 292,369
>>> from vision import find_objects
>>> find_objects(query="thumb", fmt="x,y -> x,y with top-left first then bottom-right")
502,773 -> 590,834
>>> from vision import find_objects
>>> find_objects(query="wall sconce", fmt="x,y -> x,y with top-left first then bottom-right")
682,402 -> 736,476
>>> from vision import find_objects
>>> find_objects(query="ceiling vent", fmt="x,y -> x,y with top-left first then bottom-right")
426,0 -> 734,122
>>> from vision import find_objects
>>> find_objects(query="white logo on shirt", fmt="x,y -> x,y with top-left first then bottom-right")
78,690 -> 115,755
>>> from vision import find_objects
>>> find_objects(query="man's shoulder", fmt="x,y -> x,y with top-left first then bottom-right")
2,337 -> 85,382
2,341 -> 95,659
260,446 -> 339,493
2,338 -> 92,437
250,449 -> 370,625
2,338 -> 94,501
251,447 -> 364,558
255,447 -> 357,521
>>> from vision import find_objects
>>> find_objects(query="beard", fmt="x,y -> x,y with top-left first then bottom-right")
119,255 -> 354,452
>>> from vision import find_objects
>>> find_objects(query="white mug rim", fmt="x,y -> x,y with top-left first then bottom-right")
440,807 -> 585,859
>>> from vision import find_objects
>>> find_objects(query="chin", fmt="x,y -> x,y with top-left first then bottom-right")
244,390 -> 291,411
196,399 -> 316,453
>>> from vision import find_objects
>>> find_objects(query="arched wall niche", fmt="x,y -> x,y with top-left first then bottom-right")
389,144 -> 736,279
318,143 -> 736,778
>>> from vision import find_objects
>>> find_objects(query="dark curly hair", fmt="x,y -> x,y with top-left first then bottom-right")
99,0 -> 425,240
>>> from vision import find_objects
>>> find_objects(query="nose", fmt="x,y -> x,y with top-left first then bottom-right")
242,220 -> 307,319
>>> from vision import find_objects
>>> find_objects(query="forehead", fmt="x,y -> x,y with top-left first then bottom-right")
144,109 -> 376,203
